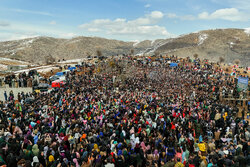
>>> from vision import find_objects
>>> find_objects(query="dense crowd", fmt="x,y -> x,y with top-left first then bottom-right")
0,70 -> 39,88
0,56 -> 249,167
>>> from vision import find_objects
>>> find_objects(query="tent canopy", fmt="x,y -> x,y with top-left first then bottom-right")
68,67 -> 76,71
56,72 -> 65,76
170,63 -> 178,67
52,80 -> 65,88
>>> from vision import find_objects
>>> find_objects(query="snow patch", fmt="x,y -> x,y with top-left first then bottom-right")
0,57 -> 30,64
0,64 -> 8,70
59,59 -> 84,64
198,34 -> 208,45
244,28 -> 250,36
2,43 -> 14,47
133,40 -> 140,47
37,67 -> 60,73
21,39 -> 35,47
229,42 -> 235,48
0,47 -> 26,55
65,39 -> 82,45
13,65 -> 56,74
1,38 -> 35,56
234,36 -> 240,40
151,40 -> 156,46
139,39 -> 173,55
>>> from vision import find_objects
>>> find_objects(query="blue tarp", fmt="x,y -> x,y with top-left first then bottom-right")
56,72 -> 64,76
170,63 -> 178,67
68,67 -> 76,71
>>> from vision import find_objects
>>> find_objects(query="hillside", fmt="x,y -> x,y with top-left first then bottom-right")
0,37 -> 134,63
0,28 -> 249,66
149,28 -> 250,66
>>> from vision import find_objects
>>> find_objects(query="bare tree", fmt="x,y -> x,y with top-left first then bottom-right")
14,51 -> 24,62
109,60 -> 116,69
234,59 -> 240,65
154,51 -> 160,57
46,54 -> 55,64
86,51 -> 92,58
219,57 -> 225,64
193,53 -> 199,59
96,50 -> 103,60
130,49 -> 134,56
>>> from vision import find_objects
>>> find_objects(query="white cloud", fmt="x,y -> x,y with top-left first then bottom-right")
211,0 -> 250,10
60,33 -> 77,38
167,13 -> 178,19
149,11 -> 164,19
0,21 -> 10,27
9,8 -> 52,16
167,8 -> 248,22
229,0 -> 250,10
0,32 -> 39,41
198,12 -> 209,19
130,18 -> 152,25
79,11 -> 172,40
144,4 -> 151,8
87,28 -> 100,32
167,13 -> 195,20
198,8 -> 247,21
0,21 -> 78,41
49,21 -> 56,25
4,23 -> 65,36
181,15 -> 196,20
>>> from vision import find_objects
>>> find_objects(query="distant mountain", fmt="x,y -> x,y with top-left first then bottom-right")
0,28 -> 249,66
146,28 -> 250,66
0,36 -> 137,63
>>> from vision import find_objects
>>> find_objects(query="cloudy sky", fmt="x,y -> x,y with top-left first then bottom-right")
0,0 -> 250,41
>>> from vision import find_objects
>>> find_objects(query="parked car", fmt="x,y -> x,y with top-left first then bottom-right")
49,75 -> 60,82
25,97 -> 35,104
33,83 -> 51,92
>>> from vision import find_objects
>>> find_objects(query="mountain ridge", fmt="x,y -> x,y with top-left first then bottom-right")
0,28 -> 249,66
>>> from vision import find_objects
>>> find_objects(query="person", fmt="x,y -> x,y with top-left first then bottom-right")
9,90 -> 14,101
4,91 -> 7,101
242,108 -> 245,119
0,55 -> 248,167
174,158 -> 184,167
17,159 -> 26,167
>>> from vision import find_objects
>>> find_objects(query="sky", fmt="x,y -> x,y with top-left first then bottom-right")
0,0 -> 250,41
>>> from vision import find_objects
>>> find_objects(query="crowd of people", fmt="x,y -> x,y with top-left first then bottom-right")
0,70 -> 39,88
0,56 -> 249,167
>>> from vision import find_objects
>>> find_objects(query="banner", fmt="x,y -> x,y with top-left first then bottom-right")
237,77 -> 248,91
